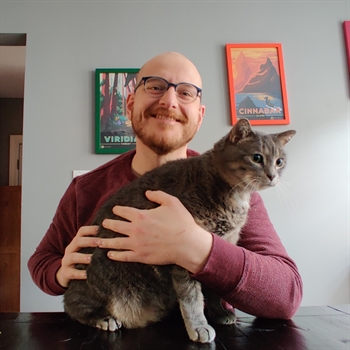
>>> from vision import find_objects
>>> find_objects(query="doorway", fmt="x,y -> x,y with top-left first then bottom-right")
0,33 -> 26,312
9,135 -> 23,186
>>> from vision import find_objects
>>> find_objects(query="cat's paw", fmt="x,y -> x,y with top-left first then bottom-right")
95,317 -> 122,331
210,310 -> 237,325
188,324 -> 216,343
209,309 -> 237,325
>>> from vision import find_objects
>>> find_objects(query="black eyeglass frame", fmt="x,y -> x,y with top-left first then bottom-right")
134,76 -> 202,101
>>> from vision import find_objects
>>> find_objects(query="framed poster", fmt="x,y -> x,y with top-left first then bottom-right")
225,43 -> 290,125
95,68 -> 139,154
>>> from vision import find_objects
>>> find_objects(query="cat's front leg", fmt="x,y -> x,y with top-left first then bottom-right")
171,267 -> 215,343
204,288 -> 236,325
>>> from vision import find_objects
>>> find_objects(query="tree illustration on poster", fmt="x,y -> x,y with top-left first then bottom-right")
226,43 -> 290,126
95,68 -> 139,154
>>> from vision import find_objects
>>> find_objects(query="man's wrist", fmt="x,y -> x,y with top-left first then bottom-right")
178,228 -> 213,274
56,266 -> 68,288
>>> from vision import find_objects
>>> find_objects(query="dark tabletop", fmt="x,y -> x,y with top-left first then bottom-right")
0,305 -> 349,350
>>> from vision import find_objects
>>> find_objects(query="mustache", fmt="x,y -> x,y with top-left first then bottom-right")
146,107 -> 186,122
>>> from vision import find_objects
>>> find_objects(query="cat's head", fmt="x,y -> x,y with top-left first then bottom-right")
214,118 -> 296,192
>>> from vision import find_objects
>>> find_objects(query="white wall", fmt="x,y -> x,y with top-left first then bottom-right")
1,0 -> 349,312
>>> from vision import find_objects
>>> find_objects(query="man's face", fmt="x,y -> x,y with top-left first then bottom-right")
126,53 -> 205,155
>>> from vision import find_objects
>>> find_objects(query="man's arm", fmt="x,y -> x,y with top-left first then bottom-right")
28,152 -> 138,295
192,192 -> 303,319
27,182 -> 98,295
28,222 -> 73,296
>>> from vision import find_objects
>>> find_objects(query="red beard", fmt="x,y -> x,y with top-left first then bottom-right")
130,107 -> 198,155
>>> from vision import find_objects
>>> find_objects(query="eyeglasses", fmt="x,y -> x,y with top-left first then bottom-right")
134,76 -> 202,103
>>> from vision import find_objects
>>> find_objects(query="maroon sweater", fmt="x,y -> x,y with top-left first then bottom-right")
28,150 -> 302,319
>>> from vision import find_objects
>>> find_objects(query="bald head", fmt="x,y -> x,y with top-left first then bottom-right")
137,52 -> 202,89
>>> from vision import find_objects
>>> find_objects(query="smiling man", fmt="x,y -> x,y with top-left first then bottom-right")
28,52 -> 302,320
128,52 -> 205,169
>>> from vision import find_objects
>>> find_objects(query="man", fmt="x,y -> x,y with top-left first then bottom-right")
28,52 -> 302,319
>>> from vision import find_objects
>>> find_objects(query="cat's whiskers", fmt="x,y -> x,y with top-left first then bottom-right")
249,177 -> 263,192
228,179 -> 246,192
231,178 -> 260,194
242,179 -> 257,192
228,178 -> 256,194
228,182 -> 244,197
274,179 -> 299,214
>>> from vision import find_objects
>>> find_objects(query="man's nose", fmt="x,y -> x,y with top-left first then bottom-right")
158,86 -> 178,109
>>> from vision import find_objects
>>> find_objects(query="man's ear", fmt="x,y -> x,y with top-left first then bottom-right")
126,93 -> 135,120
196,104 -> 205,131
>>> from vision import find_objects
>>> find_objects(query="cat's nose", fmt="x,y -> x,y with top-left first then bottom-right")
267,174 -> 275,181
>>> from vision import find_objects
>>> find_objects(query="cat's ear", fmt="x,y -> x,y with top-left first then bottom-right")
275,130 -> 296,145
228,118 -> 253,143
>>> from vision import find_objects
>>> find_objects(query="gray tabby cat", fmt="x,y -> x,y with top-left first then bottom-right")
64,118 -> 296,343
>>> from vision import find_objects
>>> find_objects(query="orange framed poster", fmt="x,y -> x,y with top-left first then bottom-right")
226,43 -> 290,125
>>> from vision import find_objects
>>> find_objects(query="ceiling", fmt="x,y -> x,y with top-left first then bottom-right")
0,46 -> 26,98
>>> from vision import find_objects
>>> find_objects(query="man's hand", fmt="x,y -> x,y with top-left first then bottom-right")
56,225 -> 99,288
98,190 -> 213,274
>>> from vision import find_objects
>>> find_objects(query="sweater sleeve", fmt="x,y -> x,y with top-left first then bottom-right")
192,192 -> 303,319
27,152 -> 137,296
27,181 -> 79,296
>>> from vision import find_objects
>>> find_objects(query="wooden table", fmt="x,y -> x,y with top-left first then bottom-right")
0,305 -> 349,349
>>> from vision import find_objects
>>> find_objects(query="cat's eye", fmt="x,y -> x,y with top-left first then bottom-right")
276,158 -> 284,167
251,154 -> 263,164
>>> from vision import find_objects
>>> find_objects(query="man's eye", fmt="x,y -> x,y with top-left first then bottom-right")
147,84 -> 164,91
178,90 -> 194,97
